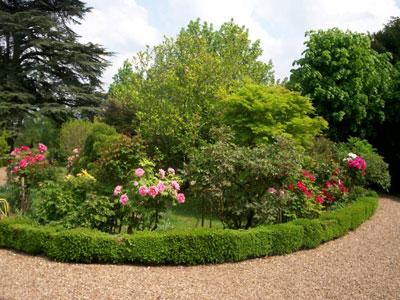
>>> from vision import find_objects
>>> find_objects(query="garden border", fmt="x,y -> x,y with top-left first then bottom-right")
0,192 -> 378,265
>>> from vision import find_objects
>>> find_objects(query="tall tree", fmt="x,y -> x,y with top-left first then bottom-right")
0,0 -> 110,135
371,17 -> 400,192
106,19 -> 274,165
289,28 -> 392,141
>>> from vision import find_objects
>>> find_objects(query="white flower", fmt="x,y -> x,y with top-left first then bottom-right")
348,153 -> 357,159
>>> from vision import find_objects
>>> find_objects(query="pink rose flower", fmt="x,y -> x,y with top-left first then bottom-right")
157,181 -> 165,193
138,185 -> 149,197
12,166 -> 19,174
133,181 -> 139,187
20,145 -> 30,152
148,186 -> 159,198
119,193 -> 128,205
38,143 -> 47,153
19,158 -> 29,168
135,168 -> 145,177
171,180 -> 180,191
176,193 -> 185,204
267,187 -> 277,194
34,154 -> 45,162
159,169 -> 166,179
167,168 -> 175,175
113,185 -> 123,196
10,148 -> 20,156
316,195 -> 324,204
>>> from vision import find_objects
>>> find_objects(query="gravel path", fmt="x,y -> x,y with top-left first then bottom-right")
0,196 -> 399,300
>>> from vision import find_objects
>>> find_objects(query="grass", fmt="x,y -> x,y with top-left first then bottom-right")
157,202 -> 224,231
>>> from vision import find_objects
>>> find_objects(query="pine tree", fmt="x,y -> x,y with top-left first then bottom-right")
0,0 -> 110,134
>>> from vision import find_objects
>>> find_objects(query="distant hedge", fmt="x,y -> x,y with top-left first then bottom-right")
0,192 -> 378,265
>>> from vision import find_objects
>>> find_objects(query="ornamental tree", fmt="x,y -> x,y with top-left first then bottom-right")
289,28 -> 392,141
106,19 -> 274,166
222,83 -> 327,147
0,0 -> 110,135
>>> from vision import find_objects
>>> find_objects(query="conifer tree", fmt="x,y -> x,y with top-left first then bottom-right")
0,0 -> 110,134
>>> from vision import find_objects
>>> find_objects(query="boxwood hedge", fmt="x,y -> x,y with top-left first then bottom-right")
0,193 -> 378,265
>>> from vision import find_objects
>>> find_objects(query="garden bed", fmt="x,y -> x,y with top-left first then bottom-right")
0,192 -> 378,265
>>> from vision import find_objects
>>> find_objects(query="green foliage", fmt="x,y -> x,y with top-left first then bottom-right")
14,116 -> 60,160
0,194 -> 378,265
60,120 -> 94,156
371,17 -> 400,63
186,135 -> 305,229
290,28 -> 393,140
370,18 -> 400,192
70,194 -> 116,232
93,134 -> 146,190
30,181 -> 77,224
106,19 -> 274,166
222,83 -> 327,146
303,137 -> 340,184
338,137 -> 391,190
0,1 -> 110,134
76,122 -> 119,170
0,130 -> 9,166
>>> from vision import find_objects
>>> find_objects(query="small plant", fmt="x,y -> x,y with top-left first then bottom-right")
0,198 -> 10,219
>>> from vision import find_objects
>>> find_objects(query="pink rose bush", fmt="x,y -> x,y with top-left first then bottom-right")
7,143 -> 49,213
8,143 -> 48,176
111,164 -> 186,232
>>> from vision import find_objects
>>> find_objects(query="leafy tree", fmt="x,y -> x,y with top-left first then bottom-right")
106,19 -> 274,165
370,18 -> 400,192
289,28 -> 392,141
371,17 -> 400,63
0,0 -> 110,135
222,83 -> 327,147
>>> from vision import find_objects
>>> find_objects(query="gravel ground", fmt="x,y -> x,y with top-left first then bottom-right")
0,196 -> 399,300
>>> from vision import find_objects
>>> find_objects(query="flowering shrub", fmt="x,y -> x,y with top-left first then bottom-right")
338,137 -> 390,190
7,143 -> 49,212
111,162 -> 185,232
186,137 -> 304,229
285,170 -> 323,220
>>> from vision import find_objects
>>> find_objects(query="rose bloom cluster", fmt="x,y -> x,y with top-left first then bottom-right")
346,154 -> 367,174
286,169 -> 348,205
9,143 -> 47,174
113,167 -> 185,206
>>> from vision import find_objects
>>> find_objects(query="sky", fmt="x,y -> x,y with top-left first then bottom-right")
73,0 -> 400,89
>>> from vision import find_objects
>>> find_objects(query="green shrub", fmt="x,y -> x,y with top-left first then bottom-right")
60,120 -> 94,156
338,137 -> 390,190
92,134 -> 146,190
222,83 -> 328,147
304,137 -> 341,184
0,130 -> 10,166
0,193 -> 378,265
76,122 -> 119,170
186,136 -> 304,229
14,116 -> 61,161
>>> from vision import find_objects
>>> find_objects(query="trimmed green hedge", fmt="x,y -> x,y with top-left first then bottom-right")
0,193 -> 378,265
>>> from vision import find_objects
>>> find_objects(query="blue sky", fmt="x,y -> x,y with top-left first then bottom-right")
74,0 -> 400,89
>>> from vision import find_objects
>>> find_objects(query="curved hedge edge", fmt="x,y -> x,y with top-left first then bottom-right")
0,194 -> 378,265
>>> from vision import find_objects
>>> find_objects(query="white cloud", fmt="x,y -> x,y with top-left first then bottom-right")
74,0 -> 400,87
73,0 -> 162,89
